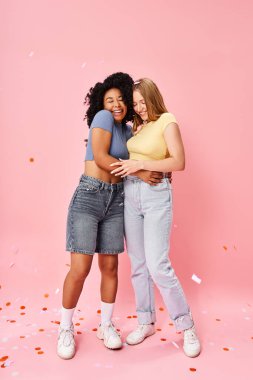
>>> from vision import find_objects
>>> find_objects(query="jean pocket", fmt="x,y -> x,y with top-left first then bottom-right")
79,182 -> 100,193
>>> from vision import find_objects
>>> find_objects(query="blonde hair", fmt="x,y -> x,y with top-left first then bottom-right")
133,78 -> 168,132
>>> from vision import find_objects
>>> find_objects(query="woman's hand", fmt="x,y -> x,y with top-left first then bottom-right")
110,159 -> 144,177
136,170 -> 163,185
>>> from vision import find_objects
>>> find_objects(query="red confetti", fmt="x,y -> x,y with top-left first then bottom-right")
157,328 -> 162,331
75,323 -> 80,326
97,309 -> 101,314
159,307 -> 164,311
216,319 -> 221,322
160,338 -> 167,341
132,315 -> 137,318
20,312 -> 26,316
10,320 -> 16,323
20,336 -> 25,339
44,294 -> 49,298
127,316 -> 132,319
168,323 -> 173,326
35,347 -> 41,351
77,331 -> 82,335
42,307 -> 47,311
223,347 -> 229,351
189,368 -> 197,372
38,329 -> 44,332
223,245 -> 228,251
1,364 -> 6,368
79,317 -> 84,320
0,356 -> 9,362
6,302 -> 11,306
37,351 -> 44,355
92,328 -> 97,331
29,158 -> 34,162
20,306 -> 26,310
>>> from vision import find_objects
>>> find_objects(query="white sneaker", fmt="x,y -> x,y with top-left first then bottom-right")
183,325 -> 201,357
126,324 -> 156,345
97,321 -> 122,349
57,324 -> 75,359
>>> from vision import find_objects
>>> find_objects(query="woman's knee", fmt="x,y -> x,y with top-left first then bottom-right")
69,266 -> 91,283
99,256 -> 118,277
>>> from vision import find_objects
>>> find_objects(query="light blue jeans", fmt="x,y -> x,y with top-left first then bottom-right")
124,176 -> 193,331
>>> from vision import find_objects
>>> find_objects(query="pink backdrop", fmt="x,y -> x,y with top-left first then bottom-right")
1,1 -> 252,379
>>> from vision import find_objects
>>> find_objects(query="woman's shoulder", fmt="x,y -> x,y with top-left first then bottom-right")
91,110 -> 114,131
158,112 -> 177,124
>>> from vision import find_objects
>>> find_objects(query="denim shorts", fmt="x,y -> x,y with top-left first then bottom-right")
66,175 -> 125,255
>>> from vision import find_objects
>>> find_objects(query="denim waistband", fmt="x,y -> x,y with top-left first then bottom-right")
80,175 -> 124,191
126,173 -> 170,182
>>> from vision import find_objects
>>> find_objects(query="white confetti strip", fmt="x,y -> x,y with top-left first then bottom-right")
9,262 -> 15,268
11,372 -> 19,377
191,274 -> 202,284
171,341 -> 179,349
81,62 -> 87,69
55,288 -> 60,295
28,51 -> 34,57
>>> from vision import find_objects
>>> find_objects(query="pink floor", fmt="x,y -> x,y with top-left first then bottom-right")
1,264 -> 252,380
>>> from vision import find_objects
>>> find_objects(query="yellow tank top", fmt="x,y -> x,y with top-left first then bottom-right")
127,113 -> 177,161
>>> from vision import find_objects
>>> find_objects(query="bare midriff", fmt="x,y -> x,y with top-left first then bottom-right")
84,161 -> 122,184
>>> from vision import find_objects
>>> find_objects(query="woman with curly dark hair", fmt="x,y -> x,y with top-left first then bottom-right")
57,72 -> 162,359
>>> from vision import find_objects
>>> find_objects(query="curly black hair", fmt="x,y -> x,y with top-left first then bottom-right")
84,72 -> 134,127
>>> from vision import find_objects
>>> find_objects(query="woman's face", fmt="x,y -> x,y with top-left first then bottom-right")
133,90 -> 148,122
103,88 -> 127,123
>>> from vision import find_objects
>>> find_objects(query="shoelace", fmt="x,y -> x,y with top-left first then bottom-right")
59,327 -> 74,347
104,322 -> 120,337
184,328 -> 198,344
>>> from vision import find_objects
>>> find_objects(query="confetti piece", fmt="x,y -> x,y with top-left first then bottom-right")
44,294 -> 49,298
97,309 -> 101,314
55,288 -> 60,294
159,307 -> 164,311
28,51 -> 34,57
160,338 -> 167,341
171,341 -> 179,349
20,313 -> 25,316
37,351 -> 44,355
79,317 -> 84,320
223,347 -> 229,351
20,336 -> 25,339
156,328 -> 162,331
10,320 -> 16,323
176,332 -> 182,334
0,356 -> 9,362
169,323 -> 173,326
35,347 -> 41,351
75,323 -> 80,326
132,315 -> 137,318
191,274 -> 202,284
9,263 -> 15,268
0,308 -> 2,311
29,157 -> 34,162
216,319 -> 221,322
38,329 -> 44,332
127,316 -> 132,319
65,264 -> 70,267
223,245 -> 228,251
6,302 -> 11,306
189,368 -> 196,372
81,62 -> 87,69
77,331 -> 82,335
92,328 -> 97,331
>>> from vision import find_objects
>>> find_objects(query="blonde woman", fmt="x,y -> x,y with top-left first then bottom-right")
110,78 -> 201,357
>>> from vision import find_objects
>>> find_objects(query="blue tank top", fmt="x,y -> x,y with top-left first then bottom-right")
85,110 -> 132,160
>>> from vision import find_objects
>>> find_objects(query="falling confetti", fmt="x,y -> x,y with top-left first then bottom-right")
223,245 -> 228,251
55,288 -> 60,295
97,309 -> 101,314
127,316 -> 132,319
223,347 -> 229,351
35,347 -> 41,351
6,302 -> 11,306
44,294 -> 49,298
20,306 -> 25,310
37,351 -> 44,355
92,328 -> 97,331
189,368 -> 197,372
156,328 -> 162,331
171,341 -> 179,349
0,356 -> 9,362
159,307 -> 164,311
191,274 -> 202,284
160,338 -> 167,341
81,62 -> 87,69
29,157 -> 34,162
9,263 -> 15,268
